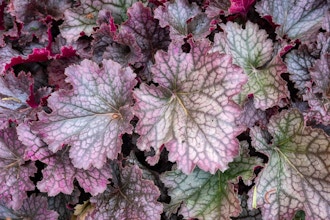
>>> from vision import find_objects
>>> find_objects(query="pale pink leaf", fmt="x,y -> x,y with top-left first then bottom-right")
32,59 -> 136,169
134,39 -> 247,174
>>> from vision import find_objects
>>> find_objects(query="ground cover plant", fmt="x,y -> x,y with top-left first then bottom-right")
0,0 -> 329,219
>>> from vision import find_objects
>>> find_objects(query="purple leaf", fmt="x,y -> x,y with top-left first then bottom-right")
250,109 -> 330,219
285,45 -> 315,93
154,0 -> 211,41
48,188 -> 80,220
205,0 -> 231,18
0,195 -> 59,219
118,2 -> 170,64
32,59 -> 136,169
0,126 -> 37,210
236,98 -> 268,128
86,165 -> 163,220
37,149 -> 111,196
134,39 -> 247,174
60,0 -> 139,43
255,0 -> 328,41
303,54 -> 330,125
229,0 -> 255,16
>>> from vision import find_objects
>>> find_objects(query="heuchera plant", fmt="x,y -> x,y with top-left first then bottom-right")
0,0 -> 329,219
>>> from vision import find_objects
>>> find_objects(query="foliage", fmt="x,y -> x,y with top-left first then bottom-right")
0,0 -> 329,219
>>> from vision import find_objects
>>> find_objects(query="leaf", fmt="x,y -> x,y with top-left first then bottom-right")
118,2 -> 170,63
0,195 -> 59,219
223,21 -> 273,70
231,193 -> 262,220
285,45 -> 315,93
32,59 -> 136,169
250,109 -> 330,219
229,0 -> 256,15
222,21 -> 289,110
255,0 -> 327,41
48,188 -> 80,220
60,0 -> 139,43
0,125 -> 37,210
74,200 -> 95,220
236,97 -> 268,128
134,39 -> 247,174
154,0 -> 211,41
161,142 -> 261,219
0,44 -> 20,74
37,149 -> 111,196
86,165 -> 163,220
303,54 -> 330,125
205,0 -> 231,18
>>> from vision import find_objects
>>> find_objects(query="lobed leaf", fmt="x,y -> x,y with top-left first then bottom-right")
0,195 -> 59,219
0,126 -> 37,210
154,0 -> 211,41
222,21 -> 289,110
134,39 -> 247,174
86,165 -> 163,220
161,142 -> 261,219
255,0 -> 327,41
250,109 -> 330,219
32,59 -> 136,169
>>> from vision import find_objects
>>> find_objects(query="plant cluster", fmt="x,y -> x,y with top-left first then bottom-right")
0,0 -> 329,219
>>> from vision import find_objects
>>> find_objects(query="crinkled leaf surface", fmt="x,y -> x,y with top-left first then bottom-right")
86,165 -> 163,220
0,195 -> 59,219
223,21 -> 288,110
32,59 -> 136,169
37,149 -> 111,196
118,2 -> 170,63
229,0 -> 255,15
250,109 -> 330,219
236,97 -> 267,128
60,0 -> 139,42
255,0 -> 327,41
134,40 -> 247,174
0,71 -> 32,127
0,126 -> 36,210
285,45 -> 315,93
161,142 -> 261,219
205,0 -> 231,18
154,0 -> 211,41
303,54 -> 330,125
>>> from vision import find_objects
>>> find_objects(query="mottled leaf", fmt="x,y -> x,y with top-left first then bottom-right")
0,195 -> 59,219
255,0 -> 327,41
223,21 -> 288,110
0,126 -> 37,210
37,149 -> 111,196
236,97 -> 267,128
86,165 -> 163,220
118,2 -> 170,62
285,45 -> 315,93
60,0 -> 139,42
250,109 -> 330,219
303,54 -> 330,125
32,59 -> 136,169
161,142 -> 261,219
154,0 -> 211,41
134,40 -> 247,174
